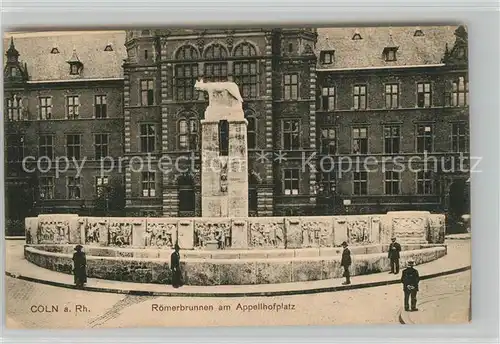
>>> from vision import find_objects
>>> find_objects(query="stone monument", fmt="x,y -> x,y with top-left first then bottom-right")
195,78 -> 249,218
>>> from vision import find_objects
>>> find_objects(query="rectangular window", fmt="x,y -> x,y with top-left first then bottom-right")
141,172 -> 156,197
321,86 -> 335,111
283,73 -> 299,100
320,50 -> 335,64
175,64 -> 198,100
352,127 -> 368,154
283,169 -> 299,195
233,61 -> 258,98
385,83 -> 399,109
451,122 -> 468,152
140,79 -> 154,106
67,176 -> 81,199
416,171 -> 433,195
320,128 -> 336,155
39,177 -> 55,200
385,170 -> 400,195
178,119 -> 198,151
417,82 -> 432,108
96,176 -> 109,196
6,97 -> 22,121
39,97 -> 52,120
6,135 -> 24,162
282,119 -> 300,150
140,123 -> 156,153
416,125 -> 433,153
246,116 -> 257,150
353,171 -> 368,195
451,77 -> 468,107
94,134 -> 109,160
320,171 -> 336,194
204,63 -> 228,82
66,134 -> 81,160
66,96 -> 79,119
94,95 -> 107,119
39,135 -> 54,159
384,125 -> 400,154
353,85 -> 367,109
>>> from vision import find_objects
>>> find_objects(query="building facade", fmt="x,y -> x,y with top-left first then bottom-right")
4,26 -> 469,230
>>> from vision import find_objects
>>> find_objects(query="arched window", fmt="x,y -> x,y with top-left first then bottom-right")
233,42 -> 257,57
233,43 -> 258,98
174,45 -> 199,100
204,44 -> 228,59
245,109 -> 257,149
178,173 -> 195,214
178,116 -> 199,151
175,45 -> 199,60
203,44 -> 228,82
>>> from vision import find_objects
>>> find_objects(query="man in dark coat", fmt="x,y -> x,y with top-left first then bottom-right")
72,245 -> 87,288
401,260 -> 420,311
388,236 -> 402,274
170,243 -> 182,288
340,241 -> 352,285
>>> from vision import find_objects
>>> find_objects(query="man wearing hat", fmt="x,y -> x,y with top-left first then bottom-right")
401,259 -> 420,311
72,245 -> 87,288
340,241 -> 352,285
170,243 -> 183,288
388,236 -> 402,274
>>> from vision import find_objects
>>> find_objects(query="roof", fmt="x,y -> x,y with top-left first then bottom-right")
3,31 -> 126,81
316,26 -> 460,70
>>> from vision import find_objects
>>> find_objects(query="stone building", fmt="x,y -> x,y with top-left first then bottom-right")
3,26 -> 469,228
3,31 -> 126,221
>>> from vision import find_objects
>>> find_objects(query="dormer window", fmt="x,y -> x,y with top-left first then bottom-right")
66,49 -> 83,76
352,33 -> 362,40
384,47 -> 398,62
320,50 -> 335,64
50,47 -> 60,54
104,44 -> 113,52
414,29 -> 424,37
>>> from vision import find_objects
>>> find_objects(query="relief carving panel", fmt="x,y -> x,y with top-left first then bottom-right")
248,218 -> 285,248
145,220 -> 177,248
347,217 -> 371,244
194,219 -> 231,248
302,217 -> 334,247
38,219 -> 71,244
392,217 -> 427,242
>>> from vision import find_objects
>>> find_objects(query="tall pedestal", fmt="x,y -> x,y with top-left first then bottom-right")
201,108 -> 249,218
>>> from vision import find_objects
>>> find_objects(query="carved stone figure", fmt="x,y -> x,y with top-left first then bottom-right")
301,219 -> 332,247
249,221 -> 285,248
38,219 -> 70,244
145,222 -> 176,248
85,221 -> 101,244
194,221 -> 231,248
347,218 -> 371,243
108,221 -> 132,246
194,78 -> 243,106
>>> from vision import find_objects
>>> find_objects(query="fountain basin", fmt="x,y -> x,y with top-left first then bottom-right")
24,243 -> 446,286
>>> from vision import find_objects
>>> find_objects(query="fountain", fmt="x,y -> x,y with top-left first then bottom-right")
23,80 -> 447,286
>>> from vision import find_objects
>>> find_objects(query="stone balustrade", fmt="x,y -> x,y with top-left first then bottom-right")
25,211 -> 446,249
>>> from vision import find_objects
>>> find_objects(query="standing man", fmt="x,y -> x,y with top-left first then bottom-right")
401,259 -> 420,311
170,243 -> 183,288
388,236 -> 402,274
340,241 -> 352,285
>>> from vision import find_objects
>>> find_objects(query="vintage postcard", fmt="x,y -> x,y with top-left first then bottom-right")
4,25 -> 471,329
